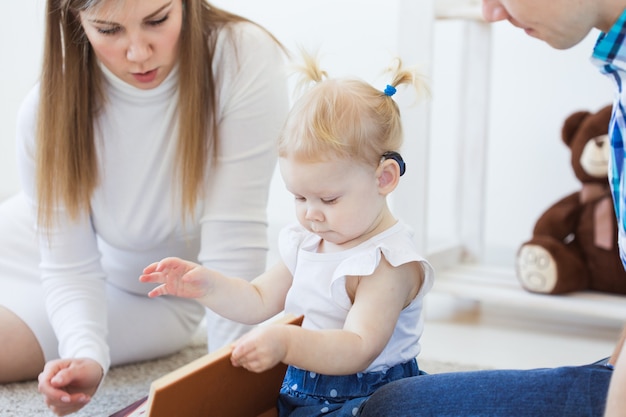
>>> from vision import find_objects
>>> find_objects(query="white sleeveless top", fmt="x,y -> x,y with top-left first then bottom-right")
280,221 -> 434,372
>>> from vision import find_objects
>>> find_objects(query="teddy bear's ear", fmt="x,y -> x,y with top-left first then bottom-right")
561,111 -> 591,147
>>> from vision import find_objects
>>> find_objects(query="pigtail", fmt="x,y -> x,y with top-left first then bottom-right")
291,49 -> 329,98
384,58 -> 430,99
376,58 -> 429,175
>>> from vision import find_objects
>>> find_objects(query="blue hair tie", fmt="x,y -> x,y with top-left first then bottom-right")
381,151 -> 406,176
384,84 -> 397,97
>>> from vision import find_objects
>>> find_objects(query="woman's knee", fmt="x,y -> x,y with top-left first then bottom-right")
0,306 -> 45,383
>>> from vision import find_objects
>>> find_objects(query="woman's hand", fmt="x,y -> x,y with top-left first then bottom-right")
37,358 -> 103,416
140,257 -> 211,299
230,325 -> 287,373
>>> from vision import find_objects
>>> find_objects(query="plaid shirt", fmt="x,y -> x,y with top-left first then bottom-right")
592,9 -> 626,268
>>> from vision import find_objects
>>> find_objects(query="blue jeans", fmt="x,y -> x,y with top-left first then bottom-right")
278,360 -> 422,417
358,359 -> 613,417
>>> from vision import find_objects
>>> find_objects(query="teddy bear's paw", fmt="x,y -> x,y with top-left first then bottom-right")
516,244 -> 558,293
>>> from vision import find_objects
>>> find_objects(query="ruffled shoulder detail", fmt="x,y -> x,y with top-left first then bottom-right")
330,223 -> 434,309
278,223 -> 321,275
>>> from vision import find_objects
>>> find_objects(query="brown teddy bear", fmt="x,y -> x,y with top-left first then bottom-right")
516,104 -> 626,295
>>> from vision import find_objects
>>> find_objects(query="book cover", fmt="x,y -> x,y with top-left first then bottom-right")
109,314 -> 303,417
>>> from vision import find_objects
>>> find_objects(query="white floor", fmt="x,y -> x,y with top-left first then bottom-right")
419,292 -> 624,370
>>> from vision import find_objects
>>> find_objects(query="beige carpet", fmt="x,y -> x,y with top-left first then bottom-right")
0,328 -> 485,417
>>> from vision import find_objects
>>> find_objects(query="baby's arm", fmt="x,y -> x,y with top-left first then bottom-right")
140,257 -> 293,325
232,257 -> 425,375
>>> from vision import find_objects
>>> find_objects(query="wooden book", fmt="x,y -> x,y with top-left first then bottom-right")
109,314 -> 304,417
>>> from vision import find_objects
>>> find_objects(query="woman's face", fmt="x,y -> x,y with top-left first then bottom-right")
79,0 -> 183,89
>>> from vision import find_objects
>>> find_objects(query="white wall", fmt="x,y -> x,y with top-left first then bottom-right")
0,1 -> 44,201
427,19 -> 613,266
0,1 -> 615,267
485,24 -> 612,264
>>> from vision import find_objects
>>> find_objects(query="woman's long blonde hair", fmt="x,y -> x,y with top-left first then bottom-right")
37,0 -> 262,229
278,51 -> 427,167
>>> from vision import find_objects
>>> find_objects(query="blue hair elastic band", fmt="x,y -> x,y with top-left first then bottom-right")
384,84 -> 397,97
381,151 -> 406,176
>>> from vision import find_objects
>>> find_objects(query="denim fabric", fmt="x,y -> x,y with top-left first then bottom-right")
358,359 -> 613,417
277,359 -> 422,417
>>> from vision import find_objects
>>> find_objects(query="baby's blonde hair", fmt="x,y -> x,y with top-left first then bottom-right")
278,52 -> 427,168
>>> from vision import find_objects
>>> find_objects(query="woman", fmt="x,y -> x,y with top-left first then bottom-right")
0,0 -> 288,414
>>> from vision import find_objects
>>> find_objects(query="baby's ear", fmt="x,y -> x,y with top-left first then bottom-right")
377,159 -> 400,194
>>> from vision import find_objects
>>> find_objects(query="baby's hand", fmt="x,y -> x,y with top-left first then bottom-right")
139,257 -> 211,299
230,325 -> 287,373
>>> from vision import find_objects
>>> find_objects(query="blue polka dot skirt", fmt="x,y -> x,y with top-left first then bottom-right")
277,359 -> 422,416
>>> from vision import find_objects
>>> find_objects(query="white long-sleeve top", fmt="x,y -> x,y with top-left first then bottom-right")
15,22 -> 289,372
